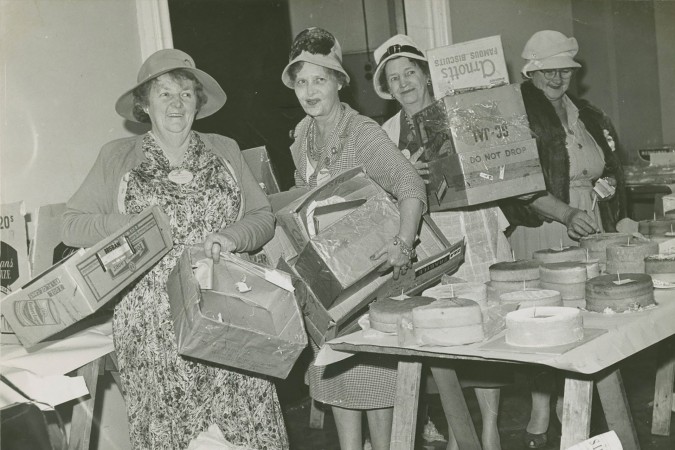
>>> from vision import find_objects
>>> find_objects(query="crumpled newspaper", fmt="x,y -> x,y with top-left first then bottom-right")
187,424 -> 255,450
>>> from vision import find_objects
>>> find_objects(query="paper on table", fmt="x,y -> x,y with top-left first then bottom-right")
0,367 -> 88,410
315,343 -> 356,366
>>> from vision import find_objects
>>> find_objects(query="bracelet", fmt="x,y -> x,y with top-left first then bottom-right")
393,235 -> 416,260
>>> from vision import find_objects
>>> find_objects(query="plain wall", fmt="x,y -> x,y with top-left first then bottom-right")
0,0 -> 146,219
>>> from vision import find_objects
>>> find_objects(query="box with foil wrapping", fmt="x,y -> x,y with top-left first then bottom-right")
1,206 -> 172,347
413,84 -> 545,210
276,167 -> 401,308
241,146 -> 281,195
281,225 -> 465,346
167,247 -> 307,379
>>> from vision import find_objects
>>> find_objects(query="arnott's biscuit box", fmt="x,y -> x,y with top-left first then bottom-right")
413,83 -> 546,211
427,35 -> 509,99
0,206 -> 172,346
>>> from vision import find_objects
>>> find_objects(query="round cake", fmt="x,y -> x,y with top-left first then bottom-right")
585,273 -> 656,312
582,259 -> 601,279
486,279 -> 541,303
645,254 -> 675,274
638,219 -> 675,236
412,298 -> 485,346
505,306 -> 583,347
423,282 -> 487,307
532,246 -> 586,264
645,254 -> 675,284
579,233 -> 631,264
489,260 -> 541,282
499,289 -> 563,308
369,296 -> 435,333
606,241 -> 659,274
539,262 -> 587,301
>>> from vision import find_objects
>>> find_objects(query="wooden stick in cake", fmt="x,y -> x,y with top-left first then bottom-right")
586,248 -> 589,261
512,250 -> 515,262
617,272 -> 621,283
560,239 -> 563,251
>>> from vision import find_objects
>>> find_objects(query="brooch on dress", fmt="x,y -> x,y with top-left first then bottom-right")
603,129 -> 616,152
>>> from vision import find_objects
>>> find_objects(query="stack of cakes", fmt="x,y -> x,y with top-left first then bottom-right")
487,260 -> 541,304
605,238 -> 659,274
579,233 -> 630,272
539,262 -> 588,308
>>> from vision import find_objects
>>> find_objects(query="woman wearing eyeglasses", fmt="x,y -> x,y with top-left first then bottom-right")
500,30 -> 626,449
502,30 -> 626,259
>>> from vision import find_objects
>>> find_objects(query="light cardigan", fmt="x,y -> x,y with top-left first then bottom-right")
62,132 -> 274,251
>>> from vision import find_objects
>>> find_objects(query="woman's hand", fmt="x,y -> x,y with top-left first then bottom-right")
202,233 -> 236,263
562,207 -> 599,240
370,237 -> 413,280
409,148 -> 430,184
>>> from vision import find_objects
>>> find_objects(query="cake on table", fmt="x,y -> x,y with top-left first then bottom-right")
605,241 -> 659,274
487,260 -> 541,303
579,233 -> 631,267
411,298 -> 485,346
368,296 -> 435,333
585,273 -> 656,313
539,262 -> 587,307
423,282 -> 488,307
533,246 -> 586,264
644,254 -> 675,284
499,289 -> 563,308
505,306 -> 583,347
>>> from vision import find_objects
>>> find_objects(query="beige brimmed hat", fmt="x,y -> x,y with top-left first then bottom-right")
521,30 -> 581,78
115,48 -> 226,122
373,34 -> 427,99
281,27 -> 350,89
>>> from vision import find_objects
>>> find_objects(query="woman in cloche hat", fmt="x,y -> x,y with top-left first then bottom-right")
282,27 -> 426,450
500,30 -> 626,449
62,49 -> 288,449
373,33 -> 513,450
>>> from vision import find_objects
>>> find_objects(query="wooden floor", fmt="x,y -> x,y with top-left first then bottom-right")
278,344 -> 675,450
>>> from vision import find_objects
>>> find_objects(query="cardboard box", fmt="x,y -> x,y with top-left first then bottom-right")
0,206 -> 172,346
414,84 -> 546,210
1,201 -> 31,298
242,146 -> 281,195
167,248 -> 307,378
427,35 -> 509,99
281,219 -> 465,346
244,189 -> 309,268
30,203 -> 81,275
426,140 -> 544,210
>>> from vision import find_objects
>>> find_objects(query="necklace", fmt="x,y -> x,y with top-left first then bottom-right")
307,121 -> 327,161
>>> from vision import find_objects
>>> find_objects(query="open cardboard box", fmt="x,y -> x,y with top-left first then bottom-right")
241,145 -> 281,195
167,247 -> 307,379
276,168 -> 401,308
281,219 -> 465,347
1,206 -> 172,346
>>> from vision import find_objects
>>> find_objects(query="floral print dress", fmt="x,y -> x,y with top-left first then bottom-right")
113,132 -> 288,449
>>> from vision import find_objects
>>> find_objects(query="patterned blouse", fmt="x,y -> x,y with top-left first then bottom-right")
290,103 -> 427,208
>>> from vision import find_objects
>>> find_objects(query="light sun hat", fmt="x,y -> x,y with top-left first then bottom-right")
115,48 -> 227,122
281,27 -> 350,89
373,34 -> 427,100
521,30 -> 581,78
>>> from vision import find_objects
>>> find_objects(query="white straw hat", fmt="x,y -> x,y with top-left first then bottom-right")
521,30 -> 581,78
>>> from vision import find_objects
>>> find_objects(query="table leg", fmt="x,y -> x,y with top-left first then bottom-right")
596,369 -> 641,450
560,375 -> 593,449
430,364 -> 481,450
68,356 -> 106,450
652,342 -> 675,436
391,359 -> 423,450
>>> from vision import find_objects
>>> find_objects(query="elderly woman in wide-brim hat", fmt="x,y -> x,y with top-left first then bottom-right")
63,48 -> 287,449
373,34 -> 513,450
500,30 -> 626,449
282,27 -> 426,450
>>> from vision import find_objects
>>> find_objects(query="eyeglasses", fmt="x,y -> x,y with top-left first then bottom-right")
540,68 -> 576,80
